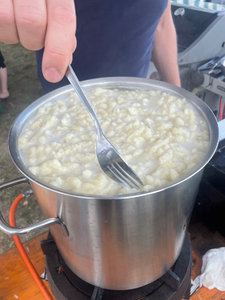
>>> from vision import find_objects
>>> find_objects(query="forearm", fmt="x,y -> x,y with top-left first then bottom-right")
152,9 -> 180,87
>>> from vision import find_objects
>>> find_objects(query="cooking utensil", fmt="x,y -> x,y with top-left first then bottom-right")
208,55 -> 225,74
198,56 -> 220,71
198,55 -> 225,74
0,77 -> 219,290
221,58 -> 225,76
66,65 -> 143,189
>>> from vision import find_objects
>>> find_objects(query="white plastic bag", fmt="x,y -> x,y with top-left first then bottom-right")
194,247 -> 225,291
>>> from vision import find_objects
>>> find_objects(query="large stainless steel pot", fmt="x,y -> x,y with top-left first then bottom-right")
0,78 -> 219,290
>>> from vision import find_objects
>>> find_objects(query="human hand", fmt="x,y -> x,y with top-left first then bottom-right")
0,0 -> 76,83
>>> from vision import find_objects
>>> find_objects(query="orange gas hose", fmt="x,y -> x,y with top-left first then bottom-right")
220,98 -> 223,121
9,194 -> 54,300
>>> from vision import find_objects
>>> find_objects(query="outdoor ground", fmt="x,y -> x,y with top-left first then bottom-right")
0,42 -> 47,254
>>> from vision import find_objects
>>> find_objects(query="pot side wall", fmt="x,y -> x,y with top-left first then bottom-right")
30,169 -> 203,290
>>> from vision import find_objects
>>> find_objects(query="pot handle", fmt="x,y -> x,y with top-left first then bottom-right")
0,177 -> 68,236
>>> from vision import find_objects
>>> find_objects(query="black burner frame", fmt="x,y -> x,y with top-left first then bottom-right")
41,231 -> 192,300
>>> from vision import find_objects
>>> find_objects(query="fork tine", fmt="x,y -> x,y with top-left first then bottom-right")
113,162 -> 140,188
116,161 -> 144,186
107,165 -> 134,188
107,165 -> 137,189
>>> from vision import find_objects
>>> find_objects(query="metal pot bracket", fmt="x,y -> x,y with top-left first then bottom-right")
0,177 -> 68,236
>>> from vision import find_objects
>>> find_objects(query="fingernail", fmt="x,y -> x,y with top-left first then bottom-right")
44,68 -> 62,83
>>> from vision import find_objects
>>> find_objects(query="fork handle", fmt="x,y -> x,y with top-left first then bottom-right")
66,65 -> 104,136
211,54 -> 225,70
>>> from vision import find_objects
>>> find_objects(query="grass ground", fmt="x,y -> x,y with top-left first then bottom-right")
0,42 -> 47,254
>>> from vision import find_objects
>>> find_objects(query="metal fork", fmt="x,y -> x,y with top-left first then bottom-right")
66,65 -> 144,189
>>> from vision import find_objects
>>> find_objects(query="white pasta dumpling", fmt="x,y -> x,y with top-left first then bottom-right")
30,116 -> 54,129
133,149 -> 143,157
66,177 -> 82,189
82,169 -> 93,178
29,159 -> 61,176
187,163 -> 196,170
159,150 -> 173,165
151,137 -> 170,152
127,107 -> 140,115
92,88 -> 107,96
49,177 -> 65,188
81,183 -> 98,194
156,122 -> 173,131
146,175 -> 155,185
173,135 -> 186,143
38,136 -> 47,145
169,169 -> 180,181
171,127 -> 188,137
174,118 -> 184,126
142,185 -> 154,191
61,113 -> 71,125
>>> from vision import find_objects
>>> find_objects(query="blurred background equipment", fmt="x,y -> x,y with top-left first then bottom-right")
148,0 -> 225,121
148,0 -> 225,238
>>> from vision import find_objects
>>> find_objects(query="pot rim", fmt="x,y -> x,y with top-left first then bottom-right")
8,77 -> 219,200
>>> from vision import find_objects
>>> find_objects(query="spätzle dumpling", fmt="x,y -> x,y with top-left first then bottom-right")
18,88 -> 209,196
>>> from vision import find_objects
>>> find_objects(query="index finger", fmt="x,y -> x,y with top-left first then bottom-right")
42,0 -> 76,83
0,0 -> 19,44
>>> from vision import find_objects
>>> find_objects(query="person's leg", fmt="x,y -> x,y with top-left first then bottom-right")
0,67 -> 9,99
